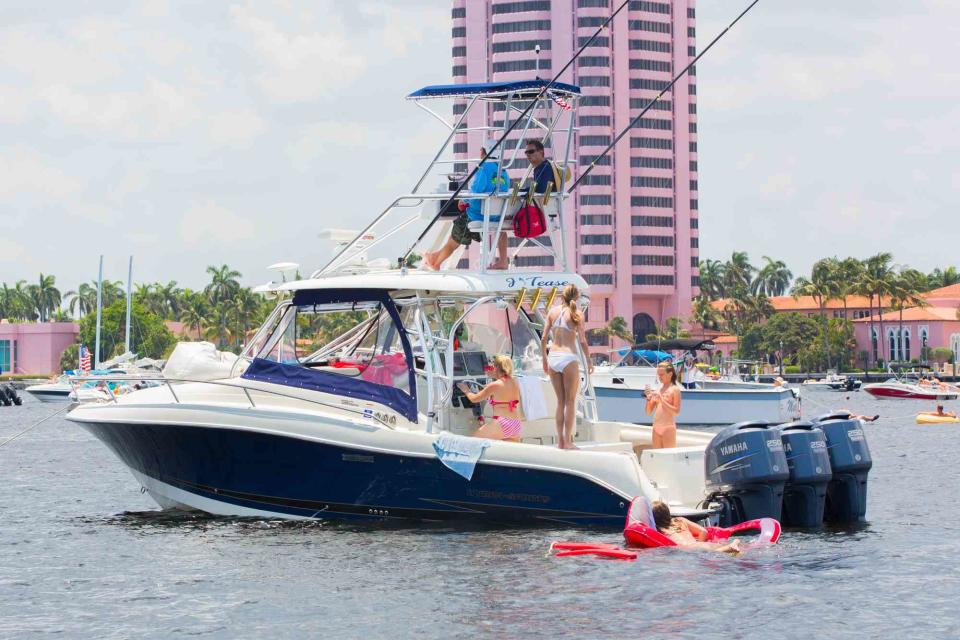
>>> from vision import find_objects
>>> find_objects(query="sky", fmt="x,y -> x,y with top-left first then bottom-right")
0,0 -> 957,293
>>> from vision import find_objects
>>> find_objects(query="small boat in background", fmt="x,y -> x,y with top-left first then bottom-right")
801,371 -> 862,393
863,366 -> 958,400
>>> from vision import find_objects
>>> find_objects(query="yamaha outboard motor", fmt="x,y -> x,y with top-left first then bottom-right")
813,412 -> 872,522
776,421 -> 832,528
705,421 -> 790,527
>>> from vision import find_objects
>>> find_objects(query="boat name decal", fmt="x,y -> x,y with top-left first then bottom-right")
766,439 -> 783,452
342,454 -> 375,463
847,428 -> 864,442
809,440 -> 826,450
504,275 -> 571,289
720,441 -> 749,456
467,489 -> 551,504
363,408 -> 398,425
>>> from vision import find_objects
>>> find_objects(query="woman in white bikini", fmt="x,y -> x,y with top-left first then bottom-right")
541,284 -> 592,449
646,361 -> 681,448
457,355 -> 523,442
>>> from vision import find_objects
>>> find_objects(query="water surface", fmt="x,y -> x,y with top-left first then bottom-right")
1,392 -> 957,638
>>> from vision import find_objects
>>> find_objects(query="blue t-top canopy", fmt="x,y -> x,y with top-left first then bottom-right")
408,80 -> 581,100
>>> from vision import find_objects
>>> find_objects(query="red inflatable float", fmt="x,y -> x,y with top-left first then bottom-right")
622,497 -> 781,549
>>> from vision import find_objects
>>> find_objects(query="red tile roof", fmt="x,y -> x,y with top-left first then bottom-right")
852,306 -> 960,323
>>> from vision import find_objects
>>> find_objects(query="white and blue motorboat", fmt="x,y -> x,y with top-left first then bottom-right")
67,80 -> 734,526
592,339 -> 800,426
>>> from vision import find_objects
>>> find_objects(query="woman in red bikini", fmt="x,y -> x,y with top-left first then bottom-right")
457,354 -> 523,442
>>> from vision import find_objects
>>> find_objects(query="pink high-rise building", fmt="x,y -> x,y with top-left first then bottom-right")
451,0 -> 699,351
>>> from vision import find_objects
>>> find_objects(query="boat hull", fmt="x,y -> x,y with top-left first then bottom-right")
24,387 -> 72,403
863,384 -> 957,400
78,420 -> 633,526
594,386 -> 800,426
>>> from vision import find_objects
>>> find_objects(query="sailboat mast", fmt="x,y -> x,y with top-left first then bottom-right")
94,255 -> 103,369
125,256 -> 133,355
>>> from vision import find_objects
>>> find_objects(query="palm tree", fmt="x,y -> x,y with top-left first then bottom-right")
751,256 -> 792,297
723,251 -> 755,294
863,253 -> 895,367
156,281 -> 183,320
205,265 -> 242,347
594,316 -> 634,346
691,295 -> 722,333
792,258 -> 838,370
927,266 -> 960,289
28,273 -> 61,322
180,294 -> 209,340
698,259 -> 726,300
64,282 -> 98,318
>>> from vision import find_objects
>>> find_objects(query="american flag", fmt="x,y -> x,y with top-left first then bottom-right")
79,345 -> 91,373
544,89 -> 572,111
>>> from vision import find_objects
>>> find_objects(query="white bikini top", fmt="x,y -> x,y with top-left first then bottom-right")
552,308 -> 573,332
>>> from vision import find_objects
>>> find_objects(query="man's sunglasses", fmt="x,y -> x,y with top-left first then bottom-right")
524,148 -> 539,155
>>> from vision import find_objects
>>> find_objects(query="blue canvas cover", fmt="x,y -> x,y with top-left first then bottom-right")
408,80 -> 581,99
242,288 -> 418,423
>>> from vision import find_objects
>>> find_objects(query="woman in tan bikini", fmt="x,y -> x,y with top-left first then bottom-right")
457,355 -> 523,442
646,361 -> 681,449
541,284 -> 592,449
652,501 -> 742,554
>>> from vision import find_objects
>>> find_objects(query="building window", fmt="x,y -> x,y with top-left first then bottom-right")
452,65 -> 467,77
690,199 -> 698,209
691,256 -> 699,267
633,275 -> 675,286
902,329 -> 911,361
581,194 -> 612,206
690,218 -> 699,229
629,39 -> 671,53
689,103 -> 697,114
582,253 -> 613,264
580,95 -> 611,107
632,254 -> 673,266
631,176 -> 673,189
586,329 -> 609,346
578,16 -> 606,27
629,98 -> 672,110
452,7 -> 466,19
688,7 -> 696,18
630,1 -> 671,13
888,329 -> 898,361
492,39 -> 551,53
580,135 -> 611,147
585,274 -> 614,285
631,235 -> 673,247
515,255 -> 555,267
689,84 -> 697,95
689,142 -> 698,152
578,115 -> 611,127
578,75 -> 611,87
578,174 -> 611,186
631,215 -> 673,227
630,137 -> 672,150
456,257 -> 470,269
578,35 -> 610,47
509,235 -> 551,247
628,20 -> 671,34
0,339 -> 13,372
688,26 -> 696,37
578,56 -> 611,67
453,142 -> 468,153
690,237 -> 699,248
452,26 -> 466,38
492,20 -> 551,34
631,156 -> 673,169
492,1 -> 552,15
581,214 -> 613,225
581,234 -> 613,245
452,46 -> 466,57
631,196 -> 674,208
629,59 -> 672,72
578,0 -> 609,6
690,160 -> 698,171
492,59 -> 551,72
453,103 -> 467,115
631,117 -> 672,130
630,78 -> 671,91
688,45 -> 696,56
692,275 -> 701,287
690,179 -> 698,190
579,154 -> 611,166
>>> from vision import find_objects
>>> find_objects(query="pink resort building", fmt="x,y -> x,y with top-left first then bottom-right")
0,322 -> 79,376
452,0 -> 699,354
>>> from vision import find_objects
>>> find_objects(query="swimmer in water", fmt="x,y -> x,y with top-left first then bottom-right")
652,501 -> 742,555
918,405 -> 957,419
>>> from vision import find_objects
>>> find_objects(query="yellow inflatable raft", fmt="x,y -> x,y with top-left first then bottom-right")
916,414 -> 960,424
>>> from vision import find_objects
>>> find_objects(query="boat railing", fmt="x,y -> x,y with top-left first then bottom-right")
67,375 -> 396,430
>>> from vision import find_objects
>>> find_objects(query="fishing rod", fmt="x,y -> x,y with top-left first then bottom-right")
568,0 -> 762,192
401,0 -> 633,262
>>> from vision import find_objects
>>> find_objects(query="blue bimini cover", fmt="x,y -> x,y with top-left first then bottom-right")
241,288 -> 418,423
408,80 -> 581,100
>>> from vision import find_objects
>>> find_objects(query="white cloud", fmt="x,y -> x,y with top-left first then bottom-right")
207,109 -> 268,148
179,201 -> 256,247
0,238 -> 28,264
758,172 -> 796,199
286,121 -> 372,171
230,3 -> 367,103
0,148 -> 85,200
